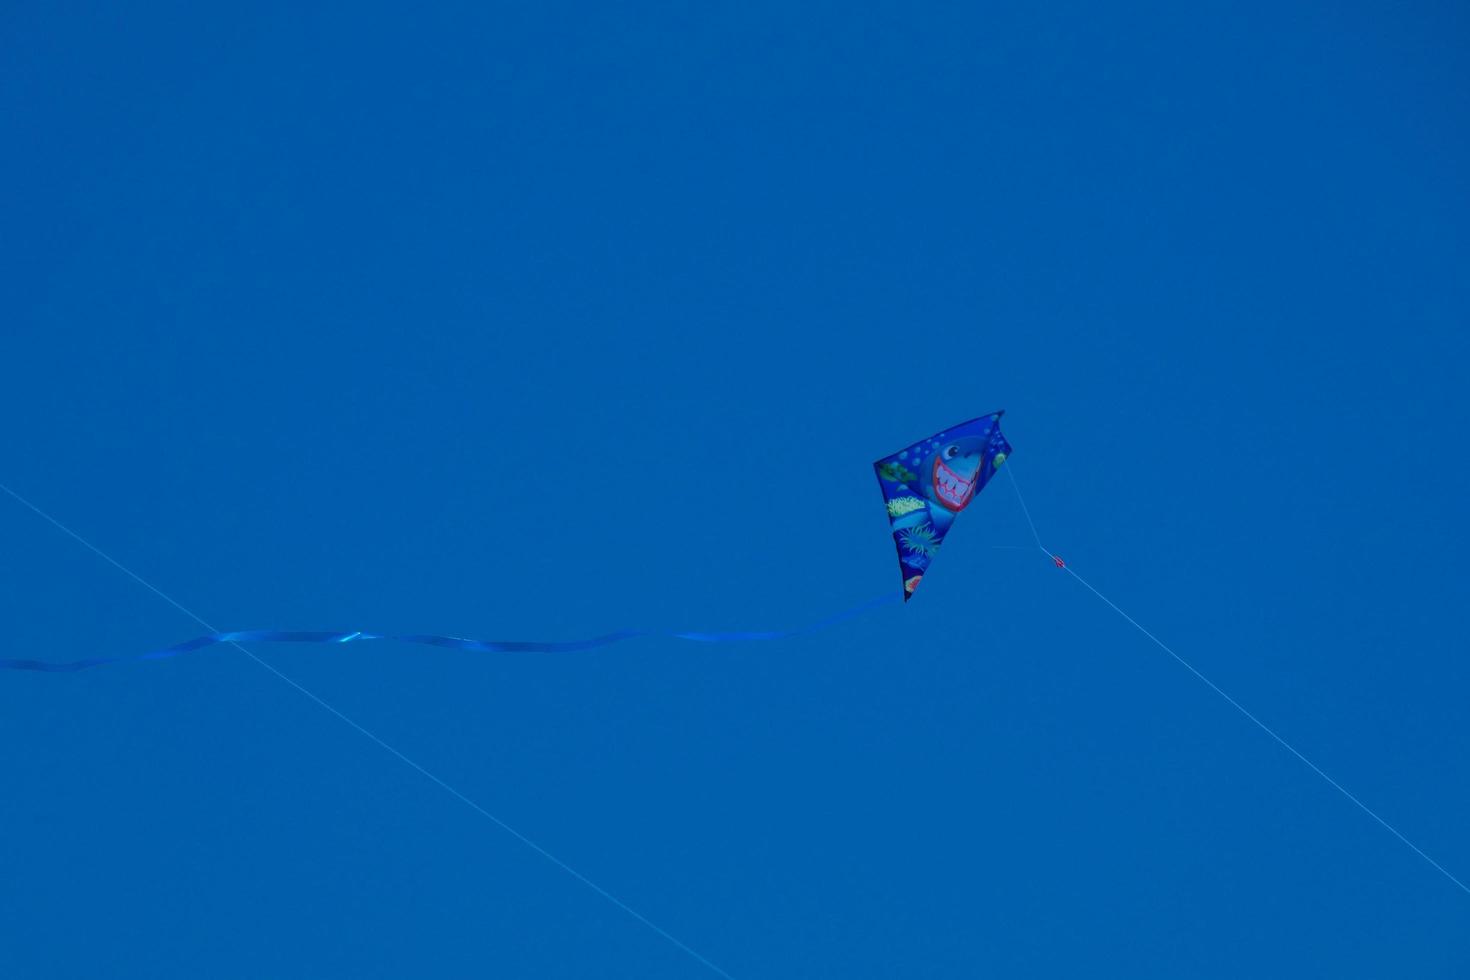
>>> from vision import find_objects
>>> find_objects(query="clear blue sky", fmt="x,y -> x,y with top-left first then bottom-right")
3,2 -> 1467,977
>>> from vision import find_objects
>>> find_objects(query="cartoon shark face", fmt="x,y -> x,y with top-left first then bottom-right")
918,436 -> 990,513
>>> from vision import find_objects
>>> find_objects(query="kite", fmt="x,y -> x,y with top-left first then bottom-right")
13,413 -> 1462,902
874,411 -> 1011,600
3,413 -> 1012,671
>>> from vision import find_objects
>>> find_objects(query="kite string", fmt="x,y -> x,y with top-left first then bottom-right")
1002,464 -> 1470,897
0,480 -> 739,979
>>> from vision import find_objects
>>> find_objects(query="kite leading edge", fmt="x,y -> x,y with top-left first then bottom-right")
874,410 -> 1011,600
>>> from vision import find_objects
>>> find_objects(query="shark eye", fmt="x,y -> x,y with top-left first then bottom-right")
943,445 -> 960,460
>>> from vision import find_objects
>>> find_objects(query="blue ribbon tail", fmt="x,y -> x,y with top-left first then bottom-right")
1,594 -> 900,672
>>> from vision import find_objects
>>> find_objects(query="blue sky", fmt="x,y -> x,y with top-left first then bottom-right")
2,2 -> 1467,976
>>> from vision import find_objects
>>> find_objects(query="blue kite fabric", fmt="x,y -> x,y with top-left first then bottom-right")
874,410 -> 1011,600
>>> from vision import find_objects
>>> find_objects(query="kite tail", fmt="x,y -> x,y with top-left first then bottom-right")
0,594 -> 900,673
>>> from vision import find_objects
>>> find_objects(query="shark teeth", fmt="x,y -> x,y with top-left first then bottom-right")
933,457 -> 977,510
